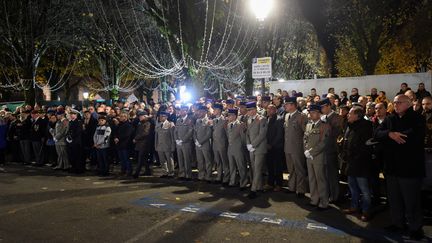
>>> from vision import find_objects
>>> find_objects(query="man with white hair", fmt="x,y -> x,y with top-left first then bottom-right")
375,95 -> 425,240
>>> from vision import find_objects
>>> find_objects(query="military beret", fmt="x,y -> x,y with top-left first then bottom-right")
320,98 -> 331,107
262,96 -> 271,102
213,103 -> 223,110
239,101 -> 247,106
236,96 -> 245,100
47,110 -> 56,115
225,99 -> 235,105
308,104 -> 321,112
284,97 -> 297,104
246,102 -> 257,109
98,115 -> 107,120
98,112 -> 107,116
227,109 -> 238,115
159,111 -> 170,116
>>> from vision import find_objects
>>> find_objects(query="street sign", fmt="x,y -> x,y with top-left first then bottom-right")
252,57 -> 272,79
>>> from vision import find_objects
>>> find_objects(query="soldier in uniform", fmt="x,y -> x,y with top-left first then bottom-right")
245,102 -> 268,199
155,111 -> 176,178
67,109 -> 83,173
303,104 -> 330,210
212,103 -> 230,185
283,97 -> 308,197
194,105 -> 213,182
226,108 -> 248,189
174,105 -> 194,180
320,98 -> 344,203
51,110 -> 70,170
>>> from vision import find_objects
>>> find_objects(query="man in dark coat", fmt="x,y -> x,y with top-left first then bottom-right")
265,104 -> 284,191
67,109 -> 83,173
114,112 -> 134,176
30,110 -> 47,166
18,111 -> 32,164
375,94 -> 426,240
133,111 -> 154,178
342,106 -> 373,222
82,110 -> 98,168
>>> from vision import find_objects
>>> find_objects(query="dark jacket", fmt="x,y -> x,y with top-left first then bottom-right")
82,117 -> 98,148
134,120 -> 153,152
267,115 -> 284,150
115,121 -> 134,150
343,118 -> 373,177
67,119 -> 82,146
30,117 -> 47,141
375,108 -> 425,177
17,116 -> 32,140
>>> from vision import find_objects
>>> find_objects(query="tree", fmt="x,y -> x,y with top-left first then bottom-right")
331,0 -> 421,75
0,0 -> 78,105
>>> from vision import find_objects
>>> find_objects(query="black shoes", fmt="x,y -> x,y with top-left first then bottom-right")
409,229 -> 424,241
247,191 -> 257,199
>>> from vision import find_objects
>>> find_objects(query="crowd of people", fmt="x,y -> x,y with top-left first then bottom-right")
0,82 -> 430,240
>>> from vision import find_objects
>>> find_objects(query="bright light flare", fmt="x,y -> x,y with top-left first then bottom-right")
179,85 -> 192,102
250,0 -> 274,21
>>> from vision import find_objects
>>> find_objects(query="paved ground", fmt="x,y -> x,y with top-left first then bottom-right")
0,163 -> 431,243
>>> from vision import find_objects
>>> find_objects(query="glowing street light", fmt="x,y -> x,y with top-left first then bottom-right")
83,92 -> 89,100
250,0 -> 274,21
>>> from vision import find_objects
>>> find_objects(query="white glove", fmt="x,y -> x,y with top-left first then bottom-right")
176,140 -> 183,145
250,147 -> 256,152
246,144 -> 252,151
304,149 -> 313,160
53,138 -> 58,143
195,139 -> 201,147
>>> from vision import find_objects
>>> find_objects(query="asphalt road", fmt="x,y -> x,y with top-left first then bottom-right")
0,163 -> 431,243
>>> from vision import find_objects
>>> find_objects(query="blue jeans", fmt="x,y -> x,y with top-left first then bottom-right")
348,176 -> 371,213
118,149 -> 132,175
96,148 -> 109,176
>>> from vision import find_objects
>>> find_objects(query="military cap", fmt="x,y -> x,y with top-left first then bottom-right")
225,99 -> 235,105
246,102 -> 257,109
213,103 -> 223,110
227,109 -> 238,115
308,104 -> 321,112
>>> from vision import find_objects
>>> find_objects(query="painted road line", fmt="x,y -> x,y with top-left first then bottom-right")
220,212 -> 240,219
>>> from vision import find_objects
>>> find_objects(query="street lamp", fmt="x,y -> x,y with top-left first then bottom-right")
250,0 -> 274,95
82,92 -> 89,108
250,0 -> 274,21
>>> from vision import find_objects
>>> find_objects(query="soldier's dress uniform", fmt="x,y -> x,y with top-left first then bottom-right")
284,99 -> 308,194
226,110 -> 248,188
155,114 -> 176,177
304,115 -> 330,208
321,99 -> 344,202
212,107 -> 230,184
174,109 -> 195,179
194,113 -> 213,181
246,102 -> 268,194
